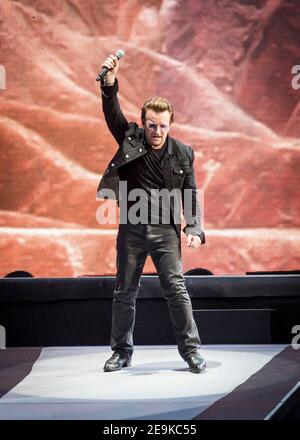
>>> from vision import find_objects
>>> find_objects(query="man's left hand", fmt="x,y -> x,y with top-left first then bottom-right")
186,234 -> 202,248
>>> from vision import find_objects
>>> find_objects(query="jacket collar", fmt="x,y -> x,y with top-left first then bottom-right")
166,135 -> 174,156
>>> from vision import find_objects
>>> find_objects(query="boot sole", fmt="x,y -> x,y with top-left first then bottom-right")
189,366 -> 206,374
103,359 -> 132,372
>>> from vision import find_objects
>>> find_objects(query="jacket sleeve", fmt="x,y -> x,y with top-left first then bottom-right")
101,78 -> 129,146
181,147 -> 206,244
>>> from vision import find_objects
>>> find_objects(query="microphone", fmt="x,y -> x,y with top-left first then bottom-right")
96,49 -> 125,82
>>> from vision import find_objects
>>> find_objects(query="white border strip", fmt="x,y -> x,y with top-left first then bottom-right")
264,381 -> 300,420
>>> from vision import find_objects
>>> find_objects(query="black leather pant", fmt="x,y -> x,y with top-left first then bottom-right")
111,223 -> 201,360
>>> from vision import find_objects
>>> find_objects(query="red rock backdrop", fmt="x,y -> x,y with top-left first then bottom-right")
0,0 -> 300,276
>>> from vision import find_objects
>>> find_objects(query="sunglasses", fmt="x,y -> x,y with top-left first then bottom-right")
144,121 -> 170,132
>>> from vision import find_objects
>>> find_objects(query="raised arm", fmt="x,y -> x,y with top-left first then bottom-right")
100,54 -> 129,146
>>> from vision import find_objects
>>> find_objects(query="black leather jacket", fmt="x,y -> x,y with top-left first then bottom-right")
97,79 -> 205,243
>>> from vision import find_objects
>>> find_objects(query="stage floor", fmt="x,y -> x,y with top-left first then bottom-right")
0,345 -> 299,420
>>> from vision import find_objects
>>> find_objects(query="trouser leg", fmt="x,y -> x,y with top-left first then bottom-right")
148,225 -> 201,359
111,224 -> 147,356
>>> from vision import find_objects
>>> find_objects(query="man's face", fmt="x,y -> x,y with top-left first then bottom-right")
143,109 -> 171,149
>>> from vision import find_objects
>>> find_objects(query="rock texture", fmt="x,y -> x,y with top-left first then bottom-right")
0,0 -> 299,276
1,228 -> 299,277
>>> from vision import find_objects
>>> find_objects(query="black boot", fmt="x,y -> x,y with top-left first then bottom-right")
103,351 -> 132,372
186,352 -> 206,374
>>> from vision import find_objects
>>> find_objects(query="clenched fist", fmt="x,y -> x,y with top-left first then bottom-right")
186,234 -> 202,249
101,54 -> 119,85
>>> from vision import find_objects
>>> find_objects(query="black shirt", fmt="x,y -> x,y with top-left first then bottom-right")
118,141 -> 173,224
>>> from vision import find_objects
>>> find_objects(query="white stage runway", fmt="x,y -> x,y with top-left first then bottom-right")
1,344 -> 299,420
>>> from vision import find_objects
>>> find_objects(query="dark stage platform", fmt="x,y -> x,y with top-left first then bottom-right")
1,275 -> 300,421
0,275 -> 299,347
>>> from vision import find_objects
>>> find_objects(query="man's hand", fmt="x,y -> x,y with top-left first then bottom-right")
101,54 -> 119,85
186,234 -> 201,249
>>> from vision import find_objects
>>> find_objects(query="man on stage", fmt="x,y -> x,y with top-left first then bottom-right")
97,53 -> 206,374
